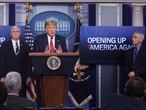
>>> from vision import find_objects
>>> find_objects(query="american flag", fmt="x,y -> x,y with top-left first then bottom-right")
73,16 -> 81,52
24,21 -> 34,51
26,77 -> 37,102
25,22 -> 36,102
24,7 -> 36,101
68,11 -> 92,107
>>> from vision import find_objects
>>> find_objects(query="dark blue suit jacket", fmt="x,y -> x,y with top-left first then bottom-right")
102,94 -> 146,110
33,33 -> 67,52
0,106 -> 19,110
124,44 -> 146,81
6,95 -> 34,109
0,39 -> 31,79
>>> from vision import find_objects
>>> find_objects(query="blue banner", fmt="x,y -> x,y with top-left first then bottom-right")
80,26 -> 145,64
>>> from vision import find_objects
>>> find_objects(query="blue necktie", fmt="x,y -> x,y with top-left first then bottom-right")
15,41 -> 19,55
133,47 -> 138,63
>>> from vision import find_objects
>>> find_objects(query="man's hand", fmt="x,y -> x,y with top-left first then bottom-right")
128,71 -> 135,78
0,77 -> 5,83
26,77 -> 32,85
56,45 -> 62,53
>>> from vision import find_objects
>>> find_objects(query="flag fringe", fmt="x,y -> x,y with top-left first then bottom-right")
68,91 -> 92,107
68,91 -> 79,107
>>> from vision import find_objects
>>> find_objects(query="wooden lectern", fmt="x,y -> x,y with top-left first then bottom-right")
29,52 -> 79,107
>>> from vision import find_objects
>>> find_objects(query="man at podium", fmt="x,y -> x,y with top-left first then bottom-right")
33,20 -> 67,53
32,20 -> 69,108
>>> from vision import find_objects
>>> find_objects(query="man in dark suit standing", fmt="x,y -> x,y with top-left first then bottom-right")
102,77 -> 146,110
124,32 -> 146,81
33,20 -> 67,108
5,71 -> 34,109
0,81 -> 19,110
33,20 -> 67,52
0,26 -> 32,97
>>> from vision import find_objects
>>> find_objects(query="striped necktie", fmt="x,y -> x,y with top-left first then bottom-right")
15,41 -> 20,55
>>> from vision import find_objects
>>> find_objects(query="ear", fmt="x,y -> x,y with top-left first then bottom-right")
140,37 -> 144,42
45,28 -> 47,32
18,84 -> 22,93
10,32 -> 12,37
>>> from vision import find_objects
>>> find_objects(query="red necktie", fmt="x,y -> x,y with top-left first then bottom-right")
50,37 -> 54,53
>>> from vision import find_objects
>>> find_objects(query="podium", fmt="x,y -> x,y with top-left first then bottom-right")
29,52 -> 79,107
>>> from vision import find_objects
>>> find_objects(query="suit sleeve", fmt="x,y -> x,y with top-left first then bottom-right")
61,37 -> 67,52
134,49 -> 146,75
33,37 -> 41,52
0,45 -> 6,77
25,43 -> 33,77
124,50 -> 133,75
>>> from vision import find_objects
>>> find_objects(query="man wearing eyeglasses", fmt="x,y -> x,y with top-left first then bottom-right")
124,32 -> 146,81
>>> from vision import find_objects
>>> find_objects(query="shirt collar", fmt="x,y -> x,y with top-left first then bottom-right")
47,35 -> 55,39
12,38 -> 20,45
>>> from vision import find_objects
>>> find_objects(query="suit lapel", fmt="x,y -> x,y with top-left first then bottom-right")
135,46 -> 143,62
55,36 -> 59,50
10,40 -> 16,56
19,40 -> 23,55
43,34 -> 49,51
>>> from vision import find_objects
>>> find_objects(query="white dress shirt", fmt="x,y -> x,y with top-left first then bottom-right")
12,39 -> 20,54
47,35 -> 55,49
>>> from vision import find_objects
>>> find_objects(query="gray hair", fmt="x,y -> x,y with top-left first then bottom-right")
5,71 -> 21,93
10,26 -> 21,32
133,32 -> 144,39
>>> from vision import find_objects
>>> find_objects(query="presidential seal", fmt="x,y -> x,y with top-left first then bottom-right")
47,56 -> 61,70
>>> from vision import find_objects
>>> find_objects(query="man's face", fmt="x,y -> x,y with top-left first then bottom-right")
132,33 -> 143,46
11,27 -> 21,40
45,23 -> 57,37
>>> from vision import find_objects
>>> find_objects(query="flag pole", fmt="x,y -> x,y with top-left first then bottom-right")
24,3 -> 34,51
74,3 -> 83,24
24,2 -> 32,24
74,3 -> 83,52
74,3 -> 83,80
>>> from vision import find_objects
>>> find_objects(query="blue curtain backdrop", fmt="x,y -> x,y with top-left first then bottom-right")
144,6 -> 146,27
122,4 -> 132,26
9,4 -> 15,26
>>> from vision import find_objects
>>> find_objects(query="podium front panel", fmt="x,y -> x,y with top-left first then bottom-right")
30,53 -> 79,107
32,56 -> 78,75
